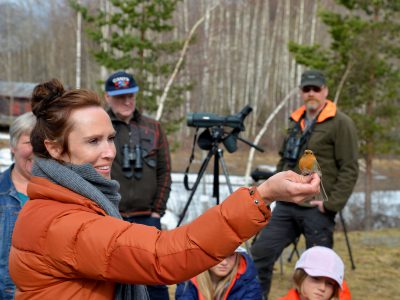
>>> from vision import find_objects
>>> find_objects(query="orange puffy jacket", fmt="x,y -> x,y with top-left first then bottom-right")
9,177 -> 270,300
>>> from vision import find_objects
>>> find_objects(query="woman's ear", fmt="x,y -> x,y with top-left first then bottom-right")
44,139 -> 62,159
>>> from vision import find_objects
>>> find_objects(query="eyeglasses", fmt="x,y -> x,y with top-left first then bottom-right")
301,86 -> 322,93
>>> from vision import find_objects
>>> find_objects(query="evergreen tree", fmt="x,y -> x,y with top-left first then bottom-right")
71,0 -> 189,130
289,0 -> 400,229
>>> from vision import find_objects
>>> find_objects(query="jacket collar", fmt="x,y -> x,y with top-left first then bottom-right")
290,100 -> 337,124
27,177 -> 107,215
107,108 -> 141,124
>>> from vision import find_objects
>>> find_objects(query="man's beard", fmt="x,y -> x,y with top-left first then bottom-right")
305,99 -> 320,116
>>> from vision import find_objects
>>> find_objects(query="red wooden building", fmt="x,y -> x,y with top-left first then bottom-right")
0,80 -> 37,127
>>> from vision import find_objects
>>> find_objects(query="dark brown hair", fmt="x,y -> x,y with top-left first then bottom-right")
31,79 -> 101,158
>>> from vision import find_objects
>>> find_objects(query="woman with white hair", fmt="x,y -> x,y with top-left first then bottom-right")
0,112 -> 36,300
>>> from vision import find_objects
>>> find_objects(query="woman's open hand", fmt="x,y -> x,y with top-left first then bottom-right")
256,170 -> 320,205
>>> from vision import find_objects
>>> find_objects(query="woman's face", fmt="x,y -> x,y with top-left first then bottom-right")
11,132 -> 33,180
300,275 -> 336,300
209,254 -> 237,279
56,106 -> 116,179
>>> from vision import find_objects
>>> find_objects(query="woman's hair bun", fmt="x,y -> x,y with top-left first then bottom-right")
31,79 -> 65,117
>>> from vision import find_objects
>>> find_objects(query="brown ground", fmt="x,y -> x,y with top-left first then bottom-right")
168,228 -> 400,299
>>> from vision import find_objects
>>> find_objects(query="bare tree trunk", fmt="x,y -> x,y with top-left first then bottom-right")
156,1 -> 220,120
251,0 -> 268,136
242,4 -> 253,112
230,4 -> 242,113
100,0 -> 110,81
261,1 -> 281,104
224,7 -> 232,113
26,0 -> 34,81
214,6 -> 224,112
244,88 -> 298,184
201,0 -> 211,111
364,149 -> 373,230
310,0 -> 318,45
6,3 -> 14,118
75,0 -> 82,89
333,61 -> 353,104
283,0 -> 291,109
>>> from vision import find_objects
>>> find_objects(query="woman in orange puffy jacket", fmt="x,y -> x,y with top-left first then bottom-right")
277,246 -> 351,300
9,79 -> 321,300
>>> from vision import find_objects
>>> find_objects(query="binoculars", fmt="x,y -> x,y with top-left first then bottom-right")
122,144 -> 143,179
283,134 -> 301,162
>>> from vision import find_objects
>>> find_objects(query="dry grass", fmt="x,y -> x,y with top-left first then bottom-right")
167,228 -> 400,299
269,228 -> 400,299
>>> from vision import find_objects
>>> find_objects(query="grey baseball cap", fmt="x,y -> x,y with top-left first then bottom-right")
300,70 -> 326,88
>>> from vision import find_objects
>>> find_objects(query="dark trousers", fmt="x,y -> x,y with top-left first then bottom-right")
123,215 -> 170,300
250,202 -> 335,300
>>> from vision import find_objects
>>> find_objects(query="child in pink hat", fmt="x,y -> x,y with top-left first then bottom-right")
277,246 -> 351,300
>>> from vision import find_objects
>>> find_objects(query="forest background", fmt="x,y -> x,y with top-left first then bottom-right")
1,1 -> 400,299
0,0 -> 399,230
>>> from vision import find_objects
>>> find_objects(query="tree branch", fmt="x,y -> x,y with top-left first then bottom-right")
244,88 -> 298,185
334,61 -> 353,105
156,2 -> 221,121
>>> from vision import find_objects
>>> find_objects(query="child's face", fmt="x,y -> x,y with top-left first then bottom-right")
209,254 -> 237,279
300,275 -> 336,300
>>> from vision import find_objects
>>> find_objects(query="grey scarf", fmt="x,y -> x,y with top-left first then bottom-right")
33,157 -> 149,300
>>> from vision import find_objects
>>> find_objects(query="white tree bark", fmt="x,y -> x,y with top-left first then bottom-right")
75,0 -> 82,89
244,88 -> 298,185
251,0 -> 268,136
100,0 -> 110,81
310,0 -> 318,45
156,1 -> 220,120
334,61 -> 353,105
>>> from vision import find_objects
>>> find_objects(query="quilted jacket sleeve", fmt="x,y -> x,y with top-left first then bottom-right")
44,187 -> 270,285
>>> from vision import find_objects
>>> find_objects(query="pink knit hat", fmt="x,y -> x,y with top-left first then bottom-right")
295,246 -> 344,288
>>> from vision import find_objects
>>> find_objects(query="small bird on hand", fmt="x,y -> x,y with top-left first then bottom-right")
299,149 -> 328,202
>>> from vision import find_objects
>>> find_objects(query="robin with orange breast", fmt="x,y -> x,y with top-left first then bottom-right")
298,149 -> 328,202
251,70 -> 359,300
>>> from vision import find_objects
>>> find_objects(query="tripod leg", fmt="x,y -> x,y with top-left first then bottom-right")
339,210 -> 356,270
218,149 -> 256,252
177,148 -> 215,227
218,149 -> 233,194
213,150 -> 220,204
287,237 -> 300,262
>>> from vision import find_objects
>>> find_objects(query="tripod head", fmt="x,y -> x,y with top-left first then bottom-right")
190,105 -> 264,154
179,105 -> 264,227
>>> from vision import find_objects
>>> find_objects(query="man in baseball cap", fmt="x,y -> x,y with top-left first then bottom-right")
104,71 -> 172,300
251,68 -> 358,300
105,70 -> 139,96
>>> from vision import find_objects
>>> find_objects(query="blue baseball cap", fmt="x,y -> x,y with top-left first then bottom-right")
105,71 -> 139,96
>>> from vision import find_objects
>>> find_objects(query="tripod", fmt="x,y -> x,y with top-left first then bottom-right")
177,134 -> 232,226
178,127 -> 263,227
